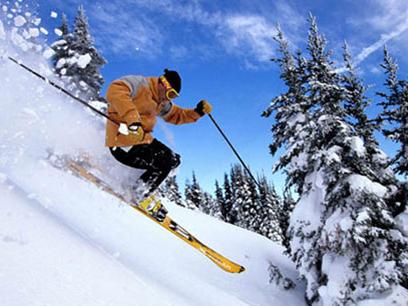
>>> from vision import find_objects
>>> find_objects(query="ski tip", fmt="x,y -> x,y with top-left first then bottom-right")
228,265 -> 246,273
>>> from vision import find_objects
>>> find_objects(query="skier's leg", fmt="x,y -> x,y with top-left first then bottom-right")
110,145 -> 153,199
110,140 -> 180,198
136,139 -> 181,197
109,145 -> 151,169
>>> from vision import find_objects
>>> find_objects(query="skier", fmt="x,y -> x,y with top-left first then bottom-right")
105,69 -> 212,218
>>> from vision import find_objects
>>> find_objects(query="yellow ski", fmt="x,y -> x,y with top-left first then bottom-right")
51,156 -> 245,274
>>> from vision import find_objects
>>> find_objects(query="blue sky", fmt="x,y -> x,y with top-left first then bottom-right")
32,0 -> 408,194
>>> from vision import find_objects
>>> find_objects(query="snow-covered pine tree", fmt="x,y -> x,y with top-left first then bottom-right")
212,181 -> 224,219
247,169 -> 259,207
262,25 -> 311,194
215,179 -> 225,214
201,191 -> 219,217
342,42 -> 378,147
279,189 -> 296,251
377,47 -> 408,289
243,167 -> 262,232
198,190 -> 211,215
58,13 -> 70,36
184,172 -> 203,210
51,13 -> 75,82
341,42 -> 402,212
266,15 -> 407,305
230,165 -> 254,229
222,174 -> 234,223
67,6 -> 106,100
377,48 -> 408,216
160,176 -> 185,207
184,180 -> 195,210
256,175 -> 283,242
377,47 -> 408,177
226,165 -> 283,241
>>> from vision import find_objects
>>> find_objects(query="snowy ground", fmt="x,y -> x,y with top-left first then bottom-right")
0,181 -> 165,306
0,160 -> 306,306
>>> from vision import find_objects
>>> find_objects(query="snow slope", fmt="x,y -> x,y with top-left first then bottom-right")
1,160 -> 305,306
0,181 -> 165,306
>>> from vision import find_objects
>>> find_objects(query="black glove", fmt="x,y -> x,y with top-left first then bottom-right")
195,100 -> 212,116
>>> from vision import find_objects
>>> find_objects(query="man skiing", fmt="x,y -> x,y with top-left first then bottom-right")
105,69 -> 212,219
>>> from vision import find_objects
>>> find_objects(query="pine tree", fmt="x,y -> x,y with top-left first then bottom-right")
342,42 -> 377,147
256,175 -> 283,242
160,176 -> 185,207
199,191 -> 211,215
377,48 -> 408,289
377,47 -> 408,178
266,15 -> 407,305
262,25 -> 311,193
341,42 -> 398,206
51,14 -> 74,80
231,165 -> 253,229
223,165 -> 283,241
279,189 -> 296,251
201,192 -> 219,216
222,173 -> 234,223
214,180 -> 225,219
183,180 -> 196,210
69,6 -> 106,100
50,8 -> 106,100
184,172 -> 203,210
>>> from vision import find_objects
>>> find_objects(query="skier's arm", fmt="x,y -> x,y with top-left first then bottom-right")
160,102 -> 201,125
106,80 -> 141,125
160,100 -> 212,125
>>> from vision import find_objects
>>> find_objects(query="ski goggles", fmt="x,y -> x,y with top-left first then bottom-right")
159,76 -> 179,100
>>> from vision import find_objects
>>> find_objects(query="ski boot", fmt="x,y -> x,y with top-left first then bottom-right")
138,195 -> 168,222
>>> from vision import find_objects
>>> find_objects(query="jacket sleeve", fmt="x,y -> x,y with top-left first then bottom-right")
161,103 -> 201,125
106,80 -> 141,125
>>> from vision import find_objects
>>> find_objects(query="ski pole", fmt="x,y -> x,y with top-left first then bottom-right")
208,113 -> 261,189
7,56 -> 119,126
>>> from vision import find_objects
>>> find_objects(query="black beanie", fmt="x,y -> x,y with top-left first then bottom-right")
163,69 -> 181,94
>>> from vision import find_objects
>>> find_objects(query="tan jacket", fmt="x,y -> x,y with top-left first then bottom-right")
105,76 -> 201,147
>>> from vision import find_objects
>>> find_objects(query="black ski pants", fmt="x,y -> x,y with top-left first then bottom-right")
110,139 -> 180,198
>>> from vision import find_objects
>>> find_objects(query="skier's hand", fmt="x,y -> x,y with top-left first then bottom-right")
195,100 -> 212,116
